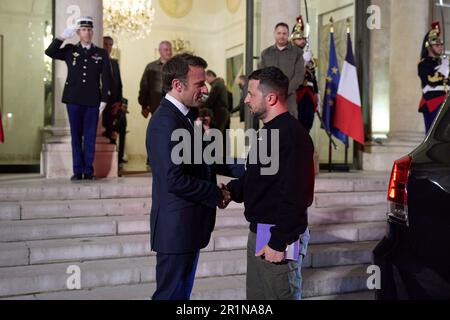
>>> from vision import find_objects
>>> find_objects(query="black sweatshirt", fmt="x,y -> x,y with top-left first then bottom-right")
227,112 -> 315,252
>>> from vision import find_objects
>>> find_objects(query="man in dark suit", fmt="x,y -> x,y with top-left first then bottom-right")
102,36 -> 123,145
146,53 -> 237,300
45,17 -> 112,181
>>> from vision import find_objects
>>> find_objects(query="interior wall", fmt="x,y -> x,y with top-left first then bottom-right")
0,0 -> 52,164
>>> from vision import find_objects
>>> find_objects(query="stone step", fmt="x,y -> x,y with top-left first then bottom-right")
0,209 -> 385,245
0,212 -> 249,243
218,173 -> 388,194
304,291 -> 375,300
210,222 -> 385,252
0,222 -> 377,267
314,191 -> 386,208
0,178 -> 152,202
0,203 -> 20,221
0,174 -> 388,202
0,250 -> 247,297
1,196 -> 386,226
0,191 -> 387,214
19,198 -> 152,220
308,205 -> 386,225
0,264 -> 373,300
0,217 -> 120,242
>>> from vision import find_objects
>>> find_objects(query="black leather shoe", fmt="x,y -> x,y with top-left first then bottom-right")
83,173 -> 96,181
70,174 -> 83,181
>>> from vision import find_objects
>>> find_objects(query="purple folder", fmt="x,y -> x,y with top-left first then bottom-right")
256,224 -> 300,261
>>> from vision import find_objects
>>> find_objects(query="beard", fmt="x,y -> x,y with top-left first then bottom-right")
249,103 -> 267,120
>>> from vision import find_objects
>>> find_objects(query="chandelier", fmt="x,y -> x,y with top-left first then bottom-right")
103,0 -> 156,40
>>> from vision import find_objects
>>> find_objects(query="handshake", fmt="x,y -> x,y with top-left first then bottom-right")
217,183 -> 232,209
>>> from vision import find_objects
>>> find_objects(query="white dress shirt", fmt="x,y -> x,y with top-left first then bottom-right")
165,94 -> 190,117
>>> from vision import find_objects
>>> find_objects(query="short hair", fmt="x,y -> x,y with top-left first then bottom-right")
248,67 -> 289,101
159,41 -> 172,49
162,53 -> 208,92
274,22 -> 289,31
103,36 -> 114,43
206,70 -> 217,78
239,75 -> 247,81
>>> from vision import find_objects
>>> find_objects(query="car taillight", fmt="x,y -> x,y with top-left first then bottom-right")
387,155 -> 412,225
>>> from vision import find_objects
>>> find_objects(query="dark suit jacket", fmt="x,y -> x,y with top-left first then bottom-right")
45,39 -> 112,106
110,59 -> 123,104
147,98 -> 244,254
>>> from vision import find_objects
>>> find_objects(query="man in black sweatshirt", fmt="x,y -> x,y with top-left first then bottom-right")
225,67 -> 315,300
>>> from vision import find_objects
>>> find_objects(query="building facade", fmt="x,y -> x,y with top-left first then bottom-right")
0,0 -> 444,176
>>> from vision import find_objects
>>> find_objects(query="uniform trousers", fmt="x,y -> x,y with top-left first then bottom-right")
66,104 -> 99,175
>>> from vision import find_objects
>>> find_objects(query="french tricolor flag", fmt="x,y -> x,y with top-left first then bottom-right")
334,33 -> 365,145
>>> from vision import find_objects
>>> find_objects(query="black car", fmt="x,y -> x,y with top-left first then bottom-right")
374,97 -> 450,300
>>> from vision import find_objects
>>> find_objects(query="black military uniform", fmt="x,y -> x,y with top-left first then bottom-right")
418,22 -> 449,134
291,15 -> 318,133
45,40 -> 111,107
45,17 -> 112,180
296,63 -> 319,133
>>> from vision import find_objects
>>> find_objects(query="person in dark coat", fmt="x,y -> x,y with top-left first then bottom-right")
102,36 -> 123,143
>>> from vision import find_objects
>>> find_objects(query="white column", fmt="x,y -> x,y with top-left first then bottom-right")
388,0 -> 428,142
259,0 -> 301,51
42,0 -> 118,179
363,0 -> 430,171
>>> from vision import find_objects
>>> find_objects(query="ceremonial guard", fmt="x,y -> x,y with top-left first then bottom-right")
291,16 -> 319,133
45,17 -> 112,181
418,22 -> 449,134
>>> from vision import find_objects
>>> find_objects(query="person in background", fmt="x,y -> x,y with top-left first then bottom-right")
103,36 -> 123,144
113,98 -> 129,166
203,70 -> 230,134
259,22 -> 305,119
139,41 -> 173,119
232,75 -> 248,123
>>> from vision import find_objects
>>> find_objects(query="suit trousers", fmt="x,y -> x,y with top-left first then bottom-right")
66,104 -> 99,175
152,251 -> 200,300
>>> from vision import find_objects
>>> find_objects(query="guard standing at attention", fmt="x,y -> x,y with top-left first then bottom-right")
45,17 -> 112,181
291,16 -> 319,133
418,22 -> 449,134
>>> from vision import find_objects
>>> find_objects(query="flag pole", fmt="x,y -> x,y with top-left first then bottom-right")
344,18 -> 351,167
328,17 -> 335,172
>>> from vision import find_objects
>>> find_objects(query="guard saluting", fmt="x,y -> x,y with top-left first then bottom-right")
418,22 -> 449,134
45,17 -> 112,181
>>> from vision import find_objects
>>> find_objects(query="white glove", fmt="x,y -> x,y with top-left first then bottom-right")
59,27 -> 76,40
303,50 -> 312,63
99,102 -> 107,114
436,56 -> 450,78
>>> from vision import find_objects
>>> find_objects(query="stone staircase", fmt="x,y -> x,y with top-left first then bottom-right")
0,172 -> 389,300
